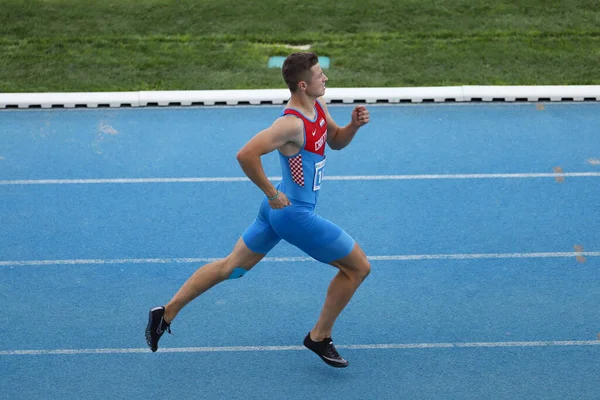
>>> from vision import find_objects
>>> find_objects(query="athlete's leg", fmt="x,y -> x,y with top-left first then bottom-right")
146,200 -> 281,352
163,198 -> 281,323
268,204 -> 370,341
163,237 -> 267,323
309,242 -> 370,341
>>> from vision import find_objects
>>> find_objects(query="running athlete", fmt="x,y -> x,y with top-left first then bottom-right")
146,52 -> 371,368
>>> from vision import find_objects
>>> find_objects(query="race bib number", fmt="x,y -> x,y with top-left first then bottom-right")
313,157 -> 326,191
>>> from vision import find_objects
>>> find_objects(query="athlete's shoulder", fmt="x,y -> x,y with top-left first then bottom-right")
273,111 -> 303,125
268,113 -> 304,141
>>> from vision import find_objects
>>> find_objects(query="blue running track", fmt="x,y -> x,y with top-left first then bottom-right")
1,102 -> 599,399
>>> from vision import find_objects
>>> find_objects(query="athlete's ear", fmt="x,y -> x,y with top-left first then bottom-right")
298,81 -> 307,92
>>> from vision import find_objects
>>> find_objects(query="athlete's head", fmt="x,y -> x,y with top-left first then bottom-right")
282,52 -> 327,96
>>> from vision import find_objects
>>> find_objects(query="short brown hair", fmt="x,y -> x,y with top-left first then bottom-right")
282,52 -> 319,92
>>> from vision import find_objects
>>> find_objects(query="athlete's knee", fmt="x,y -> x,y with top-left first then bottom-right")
355,258 -> 371,282
221,247 -> 263,280
216,238 -> 267,280
222,263 -> 251,280
338,257 -> 370,284
349,246 -> 370,282
221,256 -> 253,280
227,267 -> 248,279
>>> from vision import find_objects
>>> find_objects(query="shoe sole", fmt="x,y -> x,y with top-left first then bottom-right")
318,356 -> 349,368
145,308 -> 160,352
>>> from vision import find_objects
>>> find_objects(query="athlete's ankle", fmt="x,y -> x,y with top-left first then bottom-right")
309,329 -> 331,342
163,305 -> 175,324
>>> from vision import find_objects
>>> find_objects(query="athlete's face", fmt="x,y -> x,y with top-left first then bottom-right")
304,64 -> 328,97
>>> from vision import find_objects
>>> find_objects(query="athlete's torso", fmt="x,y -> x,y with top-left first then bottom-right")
277,100 -> 328,204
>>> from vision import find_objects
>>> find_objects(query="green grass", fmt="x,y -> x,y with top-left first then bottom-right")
1,0 -> 599,92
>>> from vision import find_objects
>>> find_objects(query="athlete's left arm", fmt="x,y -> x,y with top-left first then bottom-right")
320,98 -> 370,150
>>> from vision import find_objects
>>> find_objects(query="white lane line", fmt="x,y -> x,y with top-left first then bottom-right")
2,172 -> 600,185
1,251 -> 599,267
1,340 -> 599,356
369,252 -> 600,261
0,257 -> 223,267
0,177 -> 250,185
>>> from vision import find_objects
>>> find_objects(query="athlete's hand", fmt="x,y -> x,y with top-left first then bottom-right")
351,106 -> 370,127
268,191 -> 291,209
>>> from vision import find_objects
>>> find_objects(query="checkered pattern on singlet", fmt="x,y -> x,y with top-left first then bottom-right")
289,154 -> 304,186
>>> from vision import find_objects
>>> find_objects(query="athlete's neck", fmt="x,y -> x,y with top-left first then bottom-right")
287,93 -> 317,119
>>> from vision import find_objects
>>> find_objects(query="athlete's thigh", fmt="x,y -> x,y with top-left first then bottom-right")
270,205 -> 355,264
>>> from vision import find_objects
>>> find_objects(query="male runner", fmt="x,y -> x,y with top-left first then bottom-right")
146,52 -> 371,368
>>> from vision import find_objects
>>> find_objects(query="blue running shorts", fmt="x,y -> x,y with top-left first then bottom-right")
241,197 -> 355,264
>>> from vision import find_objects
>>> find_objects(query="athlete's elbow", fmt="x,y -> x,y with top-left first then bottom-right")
327,139 -> 342,151
236,149 -> 259,171
328,141 -> 344,151
327,135 -> 346,150
236,148 -> 250,165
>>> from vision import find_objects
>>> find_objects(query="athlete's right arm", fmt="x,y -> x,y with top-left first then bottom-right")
236,116 -> 302,208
